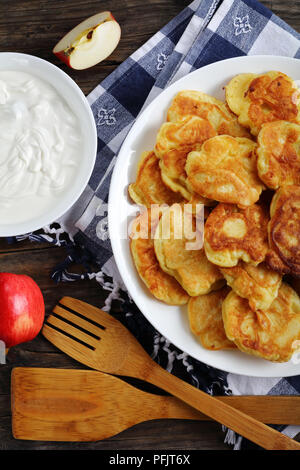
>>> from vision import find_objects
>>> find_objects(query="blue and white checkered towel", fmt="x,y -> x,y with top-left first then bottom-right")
16,0 -> 300,449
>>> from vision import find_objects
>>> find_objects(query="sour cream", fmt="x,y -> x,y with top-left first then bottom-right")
0,71 -> 82,224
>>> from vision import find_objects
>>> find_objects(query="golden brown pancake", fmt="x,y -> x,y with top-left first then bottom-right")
185,135 -> 264,208
226,71 -> 300,136
130,208 -> 189,305
167,90 -> 251,138
220,262 -> 282,312
154,116 -> 216,201
154,203 -> 224,296
266,185 -> 300,277
204,203 -> 269,267
222,283 -> 300,362
188,287 -> 236,350
128,151 -> 183,207
257,121 -> 300,189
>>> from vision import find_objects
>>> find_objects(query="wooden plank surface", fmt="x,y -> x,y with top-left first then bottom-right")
0,0 -> 299,451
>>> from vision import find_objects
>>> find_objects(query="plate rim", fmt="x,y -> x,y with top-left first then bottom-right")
108,54 -> 300,377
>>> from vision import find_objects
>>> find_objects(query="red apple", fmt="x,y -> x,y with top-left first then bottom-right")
0,273 -> 45,348
53,11 -> 121,70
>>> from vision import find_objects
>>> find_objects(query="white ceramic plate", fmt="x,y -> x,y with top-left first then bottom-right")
0,53 -> 97,236
108,55 -> 300,377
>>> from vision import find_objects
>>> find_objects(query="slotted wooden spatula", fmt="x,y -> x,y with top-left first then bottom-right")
11,367 -> 300,442
42,297 -> 300,450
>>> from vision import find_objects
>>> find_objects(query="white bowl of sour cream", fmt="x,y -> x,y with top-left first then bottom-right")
0,52 -> 97,236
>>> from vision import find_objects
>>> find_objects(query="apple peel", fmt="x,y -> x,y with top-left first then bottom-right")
53,11 -> 121,70
0,273 -> 45,348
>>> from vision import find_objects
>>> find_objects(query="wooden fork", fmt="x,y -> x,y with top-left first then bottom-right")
43,297 -> 300,450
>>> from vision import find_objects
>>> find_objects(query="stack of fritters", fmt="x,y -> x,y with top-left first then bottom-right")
130,208 -> 189,305
153,203 -> 224,296
128,71 -> 300,362
266,185 -> 300,277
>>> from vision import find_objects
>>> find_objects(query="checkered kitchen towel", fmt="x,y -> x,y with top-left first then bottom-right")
16,0 -> 300,449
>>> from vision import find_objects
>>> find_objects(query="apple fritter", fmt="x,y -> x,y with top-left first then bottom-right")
185,135 -> 264,208
222,283 -> 300,362
266,185 -> 300,277
128,151 -> 183,207
226,71 -> 300,136
204,203 -> 269,267
188,287 -> 236,350
130,208 -> 189,305
220,262 -> 282,312
154,203 -> 224,296
167,90 -> 251,138
154,116 -> 216,202
257,121 -> 300,189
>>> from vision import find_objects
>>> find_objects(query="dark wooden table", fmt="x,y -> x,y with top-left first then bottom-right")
0,0 -> 300,451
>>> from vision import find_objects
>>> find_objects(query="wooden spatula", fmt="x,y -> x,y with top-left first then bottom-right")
42,297 -> 300,450
11,367 -> 300,442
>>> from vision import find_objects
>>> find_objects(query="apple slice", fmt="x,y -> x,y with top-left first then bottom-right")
53,11 -> 121,70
